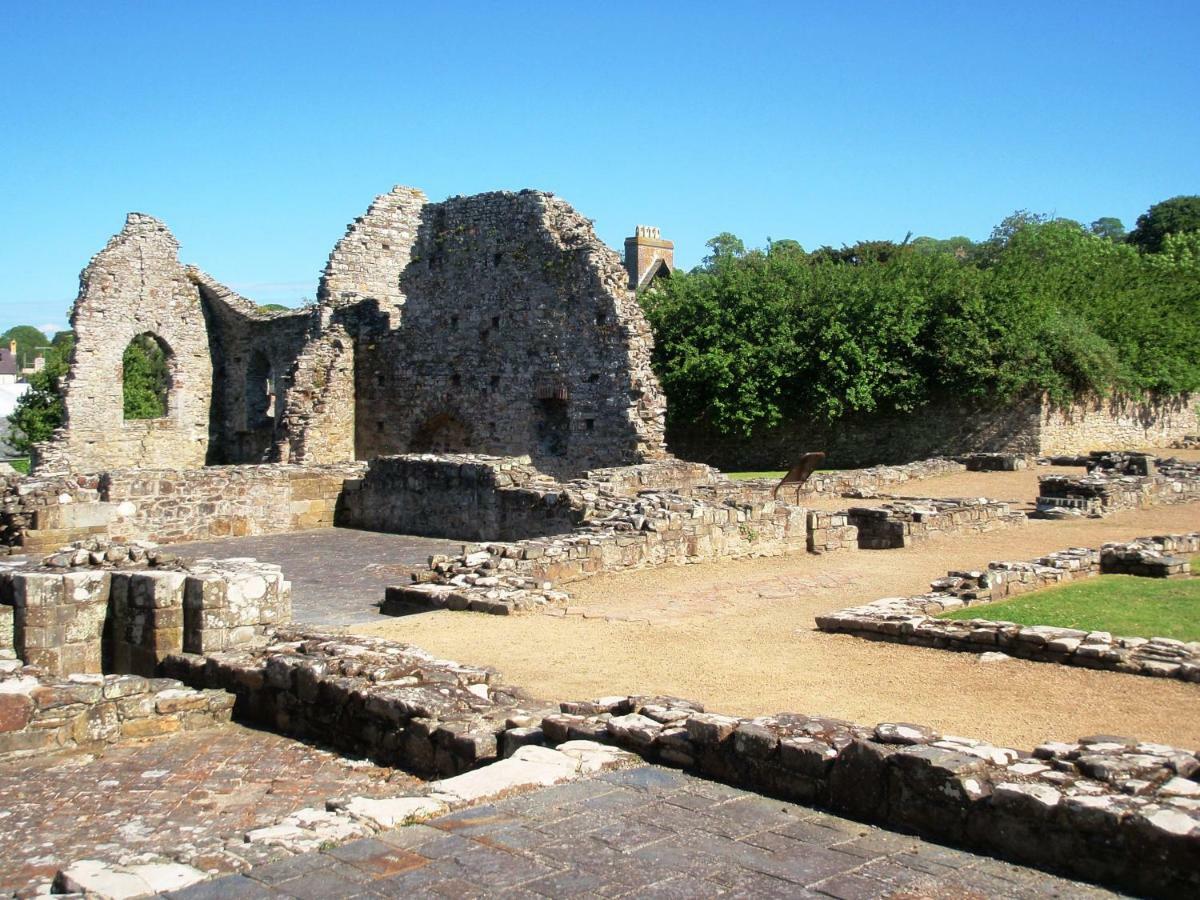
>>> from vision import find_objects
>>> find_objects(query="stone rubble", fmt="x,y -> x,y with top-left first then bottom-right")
1036,453 -> 1200,517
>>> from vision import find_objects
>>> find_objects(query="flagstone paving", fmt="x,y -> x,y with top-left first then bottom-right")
173,529 -> 461,625
0,725 -> 420,898
168,767 -> 1124,899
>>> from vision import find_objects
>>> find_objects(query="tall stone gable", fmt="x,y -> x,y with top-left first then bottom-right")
348,189 -> 668,475
40,214 -> 214,472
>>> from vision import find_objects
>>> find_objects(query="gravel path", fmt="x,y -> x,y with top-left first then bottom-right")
355,462 -> 1200,751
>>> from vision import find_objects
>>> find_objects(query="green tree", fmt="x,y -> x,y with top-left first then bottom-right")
8,354 -> 67,454
702,232 -> 746,267
122,335 -> 171,419
1089,217 -> 1127,242
50,329 -> 75,364
640,210 -> 1200,443
1128,195 -> 1200,253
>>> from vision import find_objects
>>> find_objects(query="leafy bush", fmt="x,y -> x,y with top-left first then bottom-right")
641,216 -> 1200,436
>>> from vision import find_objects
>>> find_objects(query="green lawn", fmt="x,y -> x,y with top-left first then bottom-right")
938,574 -> 1200,642
6,457 -> 29,475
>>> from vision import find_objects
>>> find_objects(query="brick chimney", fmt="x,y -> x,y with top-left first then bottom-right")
624,225 -> 674,290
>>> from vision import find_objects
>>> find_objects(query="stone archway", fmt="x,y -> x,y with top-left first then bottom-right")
122,332 -> 173,421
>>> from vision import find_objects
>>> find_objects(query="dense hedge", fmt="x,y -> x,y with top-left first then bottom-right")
640,220 -> 1200,437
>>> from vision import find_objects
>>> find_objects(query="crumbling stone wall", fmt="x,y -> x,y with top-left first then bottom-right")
1041,392 -> 1198,454
339,454 -> 581,541
0,663 -> 234,759
4,464 -> 362,551
318,186 -> 427,327
0,556 -> 290,678
1036,456 -> 1200,517
39,214 -> 214,473
191,270 -> 315,465
817,534 -> 1200,681
671,392 -> 1198,470
39,186 -> 670,476
349,190 -> 668,475
277,320 -> 356,465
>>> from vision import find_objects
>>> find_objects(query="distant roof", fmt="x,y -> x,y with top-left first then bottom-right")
0,349 -> 16,377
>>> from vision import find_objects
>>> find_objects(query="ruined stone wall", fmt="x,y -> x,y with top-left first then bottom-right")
338,455 -> 582,541
191,270 -> 316,465
671,393 -> 1198,470
4,464 -> 362,551
350,190 -> 668,476
318,186 -> 427,327
817,535 -> 1200,681
278,320 -> 356,465
39,187 -> 671,475
1040,392 -> 1198,454
0,664 -> 234,759
38,214 -> 215,473
0,557 -> 290,677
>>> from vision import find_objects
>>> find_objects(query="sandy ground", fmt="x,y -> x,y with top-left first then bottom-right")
354,456 -> 1200,752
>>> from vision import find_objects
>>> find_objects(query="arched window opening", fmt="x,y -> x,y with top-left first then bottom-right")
410,413 -> 472,453
246,351 -> 276,430
122,333 -> 171,420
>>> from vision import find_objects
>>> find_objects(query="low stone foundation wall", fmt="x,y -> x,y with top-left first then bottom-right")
162,629 -> 550,777
542,695 -> 1200,899
961,452 -> 1029,471
0,658 -> 234,759
157,622 -> 1200,898
336,455 -> 581,541
848,498 -> 1025,549
0,557 -> 290,677
386,486 -> 808,614
1036,456 -> 1200,518
3,463 -> 364,552
816,534 -> 1200,680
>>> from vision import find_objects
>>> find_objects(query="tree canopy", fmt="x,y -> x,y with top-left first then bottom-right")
640,213 -> 1200,438
1127,196 -> 1200,253
7,355 -> 66,454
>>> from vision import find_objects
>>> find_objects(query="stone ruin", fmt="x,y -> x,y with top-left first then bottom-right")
36,186 -> 668,478
5,186 -> 1200,897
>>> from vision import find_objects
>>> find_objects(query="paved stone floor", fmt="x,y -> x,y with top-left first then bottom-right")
0,724 -> 419,898
170,767 -> 1124,900
174,528 -> 461,625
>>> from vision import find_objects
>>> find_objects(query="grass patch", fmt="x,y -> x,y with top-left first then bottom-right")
725,470 -> 834,481
938,575 -> 1200,642
5,457 -> 29,475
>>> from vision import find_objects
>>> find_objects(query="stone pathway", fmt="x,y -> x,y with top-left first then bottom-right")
0,725 -> 420,897
173,529 -> 461,625
169,767 -> 1123,899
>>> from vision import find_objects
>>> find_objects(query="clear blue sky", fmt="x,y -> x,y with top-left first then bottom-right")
2,1 -> 1197,335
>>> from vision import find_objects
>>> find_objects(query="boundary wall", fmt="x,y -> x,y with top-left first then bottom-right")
670,393 -> 1198,470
